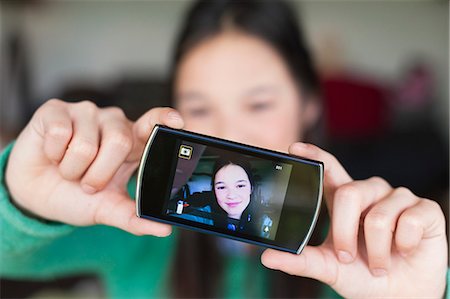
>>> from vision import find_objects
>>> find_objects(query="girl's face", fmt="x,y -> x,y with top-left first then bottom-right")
175,31 -> 318,152
214,164 -> 252,219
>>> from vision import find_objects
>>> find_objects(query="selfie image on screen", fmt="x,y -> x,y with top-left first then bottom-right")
164,141 -> 292,240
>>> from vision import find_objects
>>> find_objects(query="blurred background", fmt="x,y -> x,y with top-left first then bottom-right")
1,0 -> 448,298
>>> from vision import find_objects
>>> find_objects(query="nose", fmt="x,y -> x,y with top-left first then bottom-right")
214,112 -> 248,144
226,189 -> 238,199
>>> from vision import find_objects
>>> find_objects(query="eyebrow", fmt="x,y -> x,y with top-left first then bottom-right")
236,180 -> 248,184
243,85 -> 280,97
176,91 -> 206,102
215,180 -> 248,186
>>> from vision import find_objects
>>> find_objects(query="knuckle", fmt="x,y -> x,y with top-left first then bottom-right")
392,186 -> 414,198
46,98 -> 63,107
136,122 -> 151,141
150,107 -> 165,114
422,198 -> 441,211
36,101 -> 54,116
77,100 -> 98,115
365,210 -> 391,231
47,122 -> 72,140
105,132 -> 133,152
70,139 -> 98,160
334,184 -> 359,202
369,176 -> 389,187
104,106 -> 126,118
422,199 -> 446,224
144,107 -> 162,122
328,152 -> 339,165
148,112 -> 159,127
399,212 -> 421,230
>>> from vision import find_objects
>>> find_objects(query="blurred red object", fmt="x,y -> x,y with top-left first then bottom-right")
322,74 -> 389,139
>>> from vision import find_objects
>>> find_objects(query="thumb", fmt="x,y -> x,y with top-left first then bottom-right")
129,107 -> 184,162
261,246 -> 337,286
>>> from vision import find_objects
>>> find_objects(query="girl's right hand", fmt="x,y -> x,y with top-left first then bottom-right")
5,99 -> 184,236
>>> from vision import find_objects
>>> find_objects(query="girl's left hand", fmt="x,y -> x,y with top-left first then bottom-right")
261,142 -> 448,298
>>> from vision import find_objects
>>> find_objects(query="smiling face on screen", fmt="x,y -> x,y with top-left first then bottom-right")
213,164 -> 252,220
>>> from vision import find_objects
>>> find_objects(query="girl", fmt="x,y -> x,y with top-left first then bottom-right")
2,1 -> 447,298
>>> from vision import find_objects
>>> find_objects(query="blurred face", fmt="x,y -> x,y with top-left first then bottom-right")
214,164 -> 252,219
175,31 -> 316,152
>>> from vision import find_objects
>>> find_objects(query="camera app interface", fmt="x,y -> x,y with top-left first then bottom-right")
165,141 -> 293,240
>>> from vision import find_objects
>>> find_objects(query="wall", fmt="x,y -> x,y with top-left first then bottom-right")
1,0 -> 448,138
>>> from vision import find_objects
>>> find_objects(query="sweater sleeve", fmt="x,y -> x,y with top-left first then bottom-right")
0,143 -> 133,279
0,142 -> 175,285
446,269 -> 449,299
0,142 -> 76,251
0,143 -> 78,276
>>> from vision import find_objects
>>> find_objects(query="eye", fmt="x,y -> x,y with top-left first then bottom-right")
187,107 -> 210,118
248,100 -> 274,112
216,185 -> 226,190
236,183 -> 247,189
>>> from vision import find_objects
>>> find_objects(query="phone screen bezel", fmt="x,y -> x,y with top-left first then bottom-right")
136,125 -> 323,254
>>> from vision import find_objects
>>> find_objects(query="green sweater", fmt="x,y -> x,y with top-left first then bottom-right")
0,144 -> 448,298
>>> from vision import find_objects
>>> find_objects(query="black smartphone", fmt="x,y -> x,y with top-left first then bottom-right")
136,125 -> 323,254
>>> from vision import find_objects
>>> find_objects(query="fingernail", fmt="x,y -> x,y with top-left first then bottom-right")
372,268 -> 388,277
167,111 -> 182,122
294,142 -> 307,149
338,250 -> 353,263
82,184 -> 97,194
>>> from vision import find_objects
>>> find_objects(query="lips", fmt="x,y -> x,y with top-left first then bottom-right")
226,202 -> 242,208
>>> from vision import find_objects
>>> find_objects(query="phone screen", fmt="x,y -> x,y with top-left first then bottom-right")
166,141 -> 293,241
137,126 -> 323,253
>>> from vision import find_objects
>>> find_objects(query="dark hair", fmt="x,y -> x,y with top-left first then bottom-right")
168,0 -> 321,105
170,1 -> 324,298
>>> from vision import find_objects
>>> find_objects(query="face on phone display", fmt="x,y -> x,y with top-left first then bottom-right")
137,126 -> 323,253
166,142 -> 293,240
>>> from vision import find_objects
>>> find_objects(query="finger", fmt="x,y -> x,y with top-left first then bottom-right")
332,177 -> 391,264
59,101 -> 100,180
395,198 -> 446,257
94,193 -> 172,237
261,247 -> 337,287
81,108 -> 133,193
364,187 -> 419,276
289,142 -> 352,191
129,107 -> 184,161
32,99 -> 73,163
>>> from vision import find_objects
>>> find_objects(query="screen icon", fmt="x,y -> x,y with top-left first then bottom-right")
178,145 -> 193,160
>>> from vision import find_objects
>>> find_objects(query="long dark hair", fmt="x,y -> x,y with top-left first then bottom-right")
168,0 -> 320,105
170,1 -> 324,298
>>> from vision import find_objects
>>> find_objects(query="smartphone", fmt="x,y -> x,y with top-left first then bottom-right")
136,125 -> 323,254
